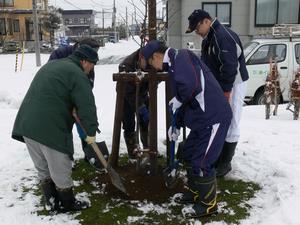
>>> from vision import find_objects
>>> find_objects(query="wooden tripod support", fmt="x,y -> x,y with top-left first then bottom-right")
110,71 -> 171,174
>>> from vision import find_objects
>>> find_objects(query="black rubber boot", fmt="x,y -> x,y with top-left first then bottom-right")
176,167 -> 198,204
124,132 -> 137,159
57,187 -> 89,212
185,175 -> 218,218
216,142 -> 237,177
41,178 -> 60,211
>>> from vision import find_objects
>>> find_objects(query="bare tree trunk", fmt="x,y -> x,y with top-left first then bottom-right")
148,0 -> 156,40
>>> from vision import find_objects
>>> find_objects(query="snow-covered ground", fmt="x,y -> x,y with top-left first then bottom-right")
0,38 -> 300,225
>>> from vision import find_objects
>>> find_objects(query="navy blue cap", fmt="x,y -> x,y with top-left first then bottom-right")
186,9 -> 211,33
140,40 -> 166,60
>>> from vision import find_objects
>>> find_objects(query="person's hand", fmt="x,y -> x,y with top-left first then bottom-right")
169,97 -> 182,113
85,136 -> 96,144
168,126 -> 180,141
139,104 -> 149,123
224,91 -> 231,101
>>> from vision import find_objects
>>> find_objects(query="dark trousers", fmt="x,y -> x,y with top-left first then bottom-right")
122,96 -> 149,136
183,119 -> 231,177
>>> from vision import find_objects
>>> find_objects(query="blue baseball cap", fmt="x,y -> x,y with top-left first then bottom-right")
186,9 -> 211,33
140,40 -> 166,60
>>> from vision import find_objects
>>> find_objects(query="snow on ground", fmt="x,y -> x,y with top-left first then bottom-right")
0,38 -> 300,225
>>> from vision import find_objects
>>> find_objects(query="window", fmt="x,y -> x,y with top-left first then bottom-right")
74,18 -> 78,24
0,0 -> 14,7
255,0 -> 300,26
13,19 -> 19,32
8,18 -> 13,35
243,41 -> 259,58
0,18 -> 6,35
247,44 -> 286,65
295,44 -> 300,65
202,2 -> 231,26
65,18 -> 73,25
80,18 -> 84,24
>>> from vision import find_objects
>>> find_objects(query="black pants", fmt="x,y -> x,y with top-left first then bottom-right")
122,95 -> 149,136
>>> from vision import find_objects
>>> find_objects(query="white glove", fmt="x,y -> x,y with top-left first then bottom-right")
168,126 -> 180,141
85,135 -> 96,144
169,97 -> 182,113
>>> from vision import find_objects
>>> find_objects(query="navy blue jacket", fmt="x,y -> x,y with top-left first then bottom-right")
48,45 -> 95,88
167,48 -> 232,130
201,19 -> 248,92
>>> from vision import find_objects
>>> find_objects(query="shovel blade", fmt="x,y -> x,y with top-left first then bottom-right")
106,163 -> 128,195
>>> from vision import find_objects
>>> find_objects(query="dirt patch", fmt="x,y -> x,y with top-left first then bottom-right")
93,163 -> 185,203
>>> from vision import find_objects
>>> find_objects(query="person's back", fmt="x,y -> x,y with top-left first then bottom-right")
48,45 -> 76,61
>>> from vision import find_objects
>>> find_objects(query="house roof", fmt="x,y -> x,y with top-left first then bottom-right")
62,10 -> 95,15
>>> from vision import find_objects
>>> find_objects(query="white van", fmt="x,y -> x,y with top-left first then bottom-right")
244,36 -> 300,104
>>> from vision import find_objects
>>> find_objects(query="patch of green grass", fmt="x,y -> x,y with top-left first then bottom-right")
33,157 -> 260,225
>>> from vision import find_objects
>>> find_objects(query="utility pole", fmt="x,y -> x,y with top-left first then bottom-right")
148,0 -> 156,40
125,7 -> 128,40
113,0 -> 117,43
32,0 -> 41,66
102,8 -> 105,35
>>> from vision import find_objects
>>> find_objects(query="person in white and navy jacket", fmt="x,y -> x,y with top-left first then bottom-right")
186,9 -> 249,177
140,40 -> 232,218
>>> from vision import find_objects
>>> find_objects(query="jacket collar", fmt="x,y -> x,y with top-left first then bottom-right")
68,55 -> 84,71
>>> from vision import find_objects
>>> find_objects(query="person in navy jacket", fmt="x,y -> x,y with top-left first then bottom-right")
186,9 -> 249,177
140,40 -> 232,218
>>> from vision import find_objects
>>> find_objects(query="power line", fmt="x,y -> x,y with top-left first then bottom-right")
58,0 -> 82,10
89,0 -> 113,8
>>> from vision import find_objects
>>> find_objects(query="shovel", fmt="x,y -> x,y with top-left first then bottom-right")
163,110 -> 181,188
73,111 -> 128,195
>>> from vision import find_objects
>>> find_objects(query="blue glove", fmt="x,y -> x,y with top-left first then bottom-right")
139,105 -> 149,124
75,122 -> 86,140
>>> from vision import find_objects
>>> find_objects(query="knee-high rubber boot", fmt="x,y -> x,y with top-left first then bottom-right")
186,175 -> 218,218
216,142 -> 237,177
176,166 -> 196,204
57,187 -> 89,212
41,178 -> 60,211
124,132 -> 136,159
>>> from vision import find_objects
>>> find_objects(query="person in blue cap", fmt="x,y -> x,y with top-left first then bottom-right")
186,9 -> 249,177
140,40 -> 232,217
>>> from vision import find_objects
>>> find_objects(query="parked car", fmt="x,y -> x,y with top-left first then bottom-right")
244,37 -> 300,104
2,41 -> 21,53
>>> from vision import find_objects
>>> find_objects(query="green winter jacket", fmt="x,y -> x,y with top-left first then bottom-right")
12,55 -> 98,156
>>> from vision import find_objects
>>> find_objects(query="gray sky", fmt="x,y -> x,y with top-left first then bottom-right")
48,0 -> 163,27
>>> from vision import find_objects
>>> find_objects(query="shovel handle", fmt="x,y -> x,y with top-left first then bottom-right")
90,142 -> 108,169
72,110 -> 108,169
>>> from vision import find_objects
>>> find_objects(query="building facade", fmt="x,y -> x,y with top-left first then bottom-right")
62,10 -> 96,37
0,0 -> 48,42
167,0 -> 300,49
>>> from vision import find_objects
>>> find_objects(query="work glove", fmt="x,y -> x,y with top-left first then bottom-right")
139,104 -> 149,124
75,122 -> 86,139
168,126 -> 180,141
85,136 -> 96,145
169,97 -> 182,113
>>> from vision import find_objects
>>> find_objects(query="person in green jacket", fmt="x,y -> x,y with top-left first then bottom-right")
12,44 -> 99,213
